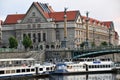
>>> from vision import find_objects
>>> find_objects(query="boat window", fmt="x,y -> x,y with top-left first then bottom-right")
11,70 -> 15,73
97,65 -> 100,68
0,71 -> 4,74
109,65 -> 111,67
16,69 -> 21,73
103,65 -> 106,68
89,65 -> 91,68
100,65 -> 103,68
51,67 -> 53,70
46,67 -> 49,70
22,69 -> 25,72
92,65 -> 94,68
95,65 -> 97,68
39,68 -> 43,71
31,68 -> 35,72
83,65 -> 85,68
26,69 -> 30,72
6,70 -> 10,74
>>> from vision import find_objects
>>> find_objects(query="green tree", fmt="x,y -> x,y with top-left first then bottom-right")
80,42 -> 85,48
100,41 -> 108,47
22,35 -> 32,50
9,36 -> 18,48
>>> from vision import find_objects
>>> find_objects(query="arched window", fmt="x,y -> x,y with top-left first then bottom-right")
46,45 -> 49,49
51,45 -> 55,49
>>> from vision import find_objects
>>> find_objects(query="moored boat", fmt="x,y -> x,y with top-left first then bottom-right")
52,58 -> 115,74
0,58 -> 55,78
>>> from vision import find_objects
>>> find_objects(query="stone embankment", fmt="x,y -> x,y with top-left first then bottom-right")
0,51 -> 45,63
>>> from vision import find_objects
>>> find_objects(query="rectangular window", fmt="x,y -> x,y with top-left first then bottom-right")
27,19 -> 32,23
16,69 -> 20,73
26,69 -> 30,72
23,34 -> 26,38
33,33 -> 36,43
31,68 -> 35,72
0,71 -> 4,74
37,24 -> 41,27
43,33 -> 46,41
39,68 -> 43,71
38,33 -> 41,42
22,69 -> 25,72
28,33 -> 31,38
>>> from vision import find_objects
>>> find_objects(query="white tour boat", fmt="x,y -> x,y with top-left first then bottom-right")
0,58 -> 55,78
53,58 -> 115,74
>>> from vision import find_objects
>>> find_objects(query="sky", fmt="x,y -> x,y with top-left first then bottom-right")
0,0 -> 120,37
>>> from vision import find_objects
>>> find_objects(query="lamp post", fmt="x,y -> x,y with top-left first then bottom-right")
109,27 -> 112,46
85,11 -> 89,48
93,27 -> 95,47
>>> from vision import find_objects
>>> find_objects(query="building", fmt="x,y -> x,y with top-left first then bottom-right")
0,20 -> 2,45
2,2 -> 119,49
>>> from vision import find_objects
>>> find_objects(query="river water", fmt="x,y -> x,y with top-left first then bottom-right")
1,73 -> 120,80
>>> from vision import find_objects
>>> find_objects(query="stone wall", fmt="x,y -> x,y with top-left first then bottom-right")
0,51 -> 45,63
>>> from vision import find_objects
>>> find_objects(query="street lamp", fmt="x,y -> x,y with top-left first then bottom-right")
109,27 -> 112,46
85,11 -> 90,48
93,26 -> 96,47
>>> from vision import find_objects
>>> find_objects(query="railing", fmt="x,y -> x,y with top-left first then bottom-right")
72,46 -> 120,59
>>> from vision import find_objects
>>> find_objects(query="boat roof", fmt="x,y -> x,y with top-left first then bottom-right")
0,58 -> 35,61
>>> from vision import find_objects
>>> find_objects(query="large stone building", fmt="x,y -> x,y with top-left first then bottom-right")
2,2 -> 119,49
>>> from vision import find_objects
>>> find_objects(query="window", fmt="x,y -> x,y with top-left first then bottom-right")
23,34 -> 26,38
32,24 -> 36,28
31,68 -> 35,72
28,33 -> 31,38
22,69 -> 25,72
43,33 -> 46,41
38,33 -> 41,42
26,69 -> 30,72
27,18 -> 32,23
37,24 -> 41,27
39,68 -> 43,71
46,67 -> 49,70
16,69 -> 20,73
27,24 -> 31,28
35,18 -> 41,22
32,12 -> 35,16
33,33 -> 36,43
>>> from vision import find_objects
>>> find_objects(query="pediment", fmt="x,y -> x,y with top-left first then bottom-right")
21,4 -> 47,23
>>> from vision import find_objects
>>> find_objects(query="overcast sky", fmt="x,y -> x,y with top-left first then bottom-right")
0,0 -> 120,37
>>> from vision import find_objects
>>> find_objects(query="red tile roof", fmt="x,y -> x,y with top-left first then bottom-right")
49,11 -> 79,22
102,21 -> 113,28
4,14 -> 25,25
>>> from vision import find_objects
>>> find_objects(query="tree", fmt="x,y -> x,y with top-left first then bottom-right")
22,35 -> 32,50
100,41 -> 108,47
9,36 -> 18,48
80,42 -> 85,48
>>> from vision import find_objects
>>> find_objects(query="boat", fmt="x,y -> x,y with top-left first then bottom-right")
0,58 -> 55,78
52,58 -> 115,74
79,58 -> 115,72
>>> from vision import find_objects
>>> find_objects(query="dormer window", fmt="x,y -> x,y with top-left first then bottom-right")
32,12 -> 35,17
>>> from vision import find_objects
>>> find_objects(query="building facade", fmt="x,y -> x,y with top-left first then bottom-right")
2,2 -> 119,50
0,20 -> 2,45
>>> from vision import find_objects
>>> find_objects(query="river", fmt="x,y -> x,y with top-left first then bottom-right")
1,73 -> 120,80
